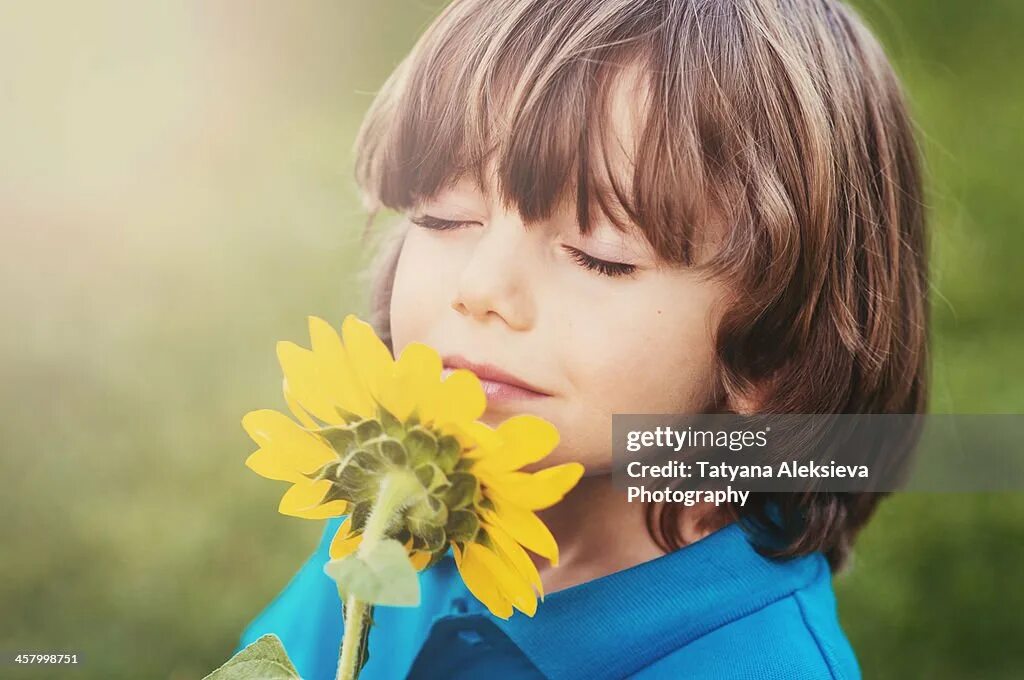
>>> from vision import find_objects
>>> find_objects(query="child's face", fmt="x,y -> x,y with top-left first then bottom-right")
388,72 -> 728,474
388,192 -> 727,472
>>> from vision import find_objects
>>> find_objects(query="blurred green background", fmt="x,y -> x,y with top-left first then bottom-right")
1,1 -> 1021,678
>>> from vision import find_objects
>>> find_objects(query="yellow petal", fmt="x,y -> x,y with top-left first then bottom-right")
380,342 -> 442,422
484,520 -> 544,598
340,314 -> 396,404
425,369 -> 486,427
453,542 -> 513,619
481,462 -> 584,510
400,533 -> 435,572
483,498 -> 560,566
245,447 -> 300,482
242,409 -> 336,475
307,316 -> 377,420
277,342 -> 347,425
409,550 -> 432,571
474,415 -> 560,473
329,517 -> 363,559
440,419 -> 501,453
288,499 -> 348,520
468,541 -> 537,617
278,478 -> 332,518
283,380 -> 318,429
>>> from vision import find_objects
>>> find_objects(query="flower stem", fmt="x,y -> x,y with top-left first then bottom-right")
335,471 -> 421,680
336,595 -> 368,680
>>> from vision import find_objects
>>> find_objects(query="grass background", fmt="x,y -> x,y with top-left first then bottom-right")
0,1 -> 1021,678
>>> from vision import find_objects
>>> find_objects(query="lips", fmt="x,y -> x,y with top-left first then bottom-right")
441,354 -> 552,402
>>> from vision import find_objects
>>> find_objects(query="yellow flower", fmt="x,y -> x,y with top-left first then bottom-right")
243,315 -> 583,619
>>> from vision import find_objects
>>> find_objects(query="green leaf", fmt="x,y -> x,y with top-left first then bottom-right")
202,634 -> 300,680
324,538 -> 421,607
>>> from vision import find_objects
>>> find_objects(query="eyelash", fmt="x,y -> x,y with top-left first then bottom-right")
561,245 -> 638,278
409,214 -> 465,231
409,214 -> 638,279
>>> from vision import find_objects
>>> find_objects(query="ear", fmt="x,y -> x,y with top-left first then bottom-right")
726,390 -> 760,415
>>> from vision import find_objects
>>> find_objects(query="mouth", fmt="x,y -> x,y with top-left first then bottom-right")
441,354 -> 552,404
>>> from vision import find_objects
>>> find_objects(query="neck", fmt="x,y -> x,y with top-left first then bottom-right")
532,473 -> 662,593
533,474 -> 720,594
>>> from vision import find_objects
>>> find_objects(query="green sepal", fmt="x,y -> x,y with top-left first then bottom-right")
407,520 -> 446,552
435,435 -> 461,472
319,426 -> 356,455
347,448 -> 386,474
321,483 -> 351,505
445,508 -> 480,544
377,405 -> 405,439
324,538 -> 421,607
334,406 -> 362,424
352,419 -> 384,444
408,494 -> 447,525
475,526 -> 500,553
414,462 -> 449,493
334,462 -> 378,503
442,472 -> 478,510
349,500 -> 373,532
379,438 -> 408,466
402,427 -> 438,466
313,460 -> 340,482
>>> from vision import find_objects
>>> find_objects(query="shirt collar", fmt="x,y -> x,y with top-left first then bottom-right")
487,522 -> 827,680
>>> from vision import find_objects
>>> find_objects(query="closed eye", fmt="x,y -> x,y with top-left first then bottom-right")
411,214 -> 638,278
409,214 -> 474,231
562,245 -> 637,278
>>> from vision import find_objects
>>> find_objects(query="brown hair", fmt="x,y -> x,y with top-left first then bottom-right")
352,0 -> 929,570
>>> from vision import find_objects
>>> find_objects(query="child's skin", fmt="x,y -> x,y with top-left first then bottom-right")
388,65 -> 732,593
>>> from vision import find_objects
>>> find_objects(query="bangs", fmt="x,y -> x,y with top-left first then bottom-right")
354,0 -> 732,267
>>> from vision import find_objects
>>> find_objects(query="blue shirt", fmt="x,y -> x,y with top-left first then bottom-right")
236,518 -> 860,679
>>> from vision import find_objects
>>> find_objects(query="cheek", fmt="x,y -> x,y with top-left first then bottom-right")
542,283 -> 722,472
569,291 -> 720,411
388,231 -> 449,353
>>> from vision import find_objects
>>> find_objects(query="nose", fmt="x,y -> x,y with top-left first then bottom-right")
450,214 -> 536,330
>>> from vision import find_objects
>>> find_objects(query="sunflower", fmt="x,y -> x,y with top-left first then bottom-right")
243,315 -> 583,619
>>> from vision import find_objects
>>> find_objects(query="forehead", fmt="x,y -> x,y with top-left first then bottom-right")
357,4 -> 725,267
